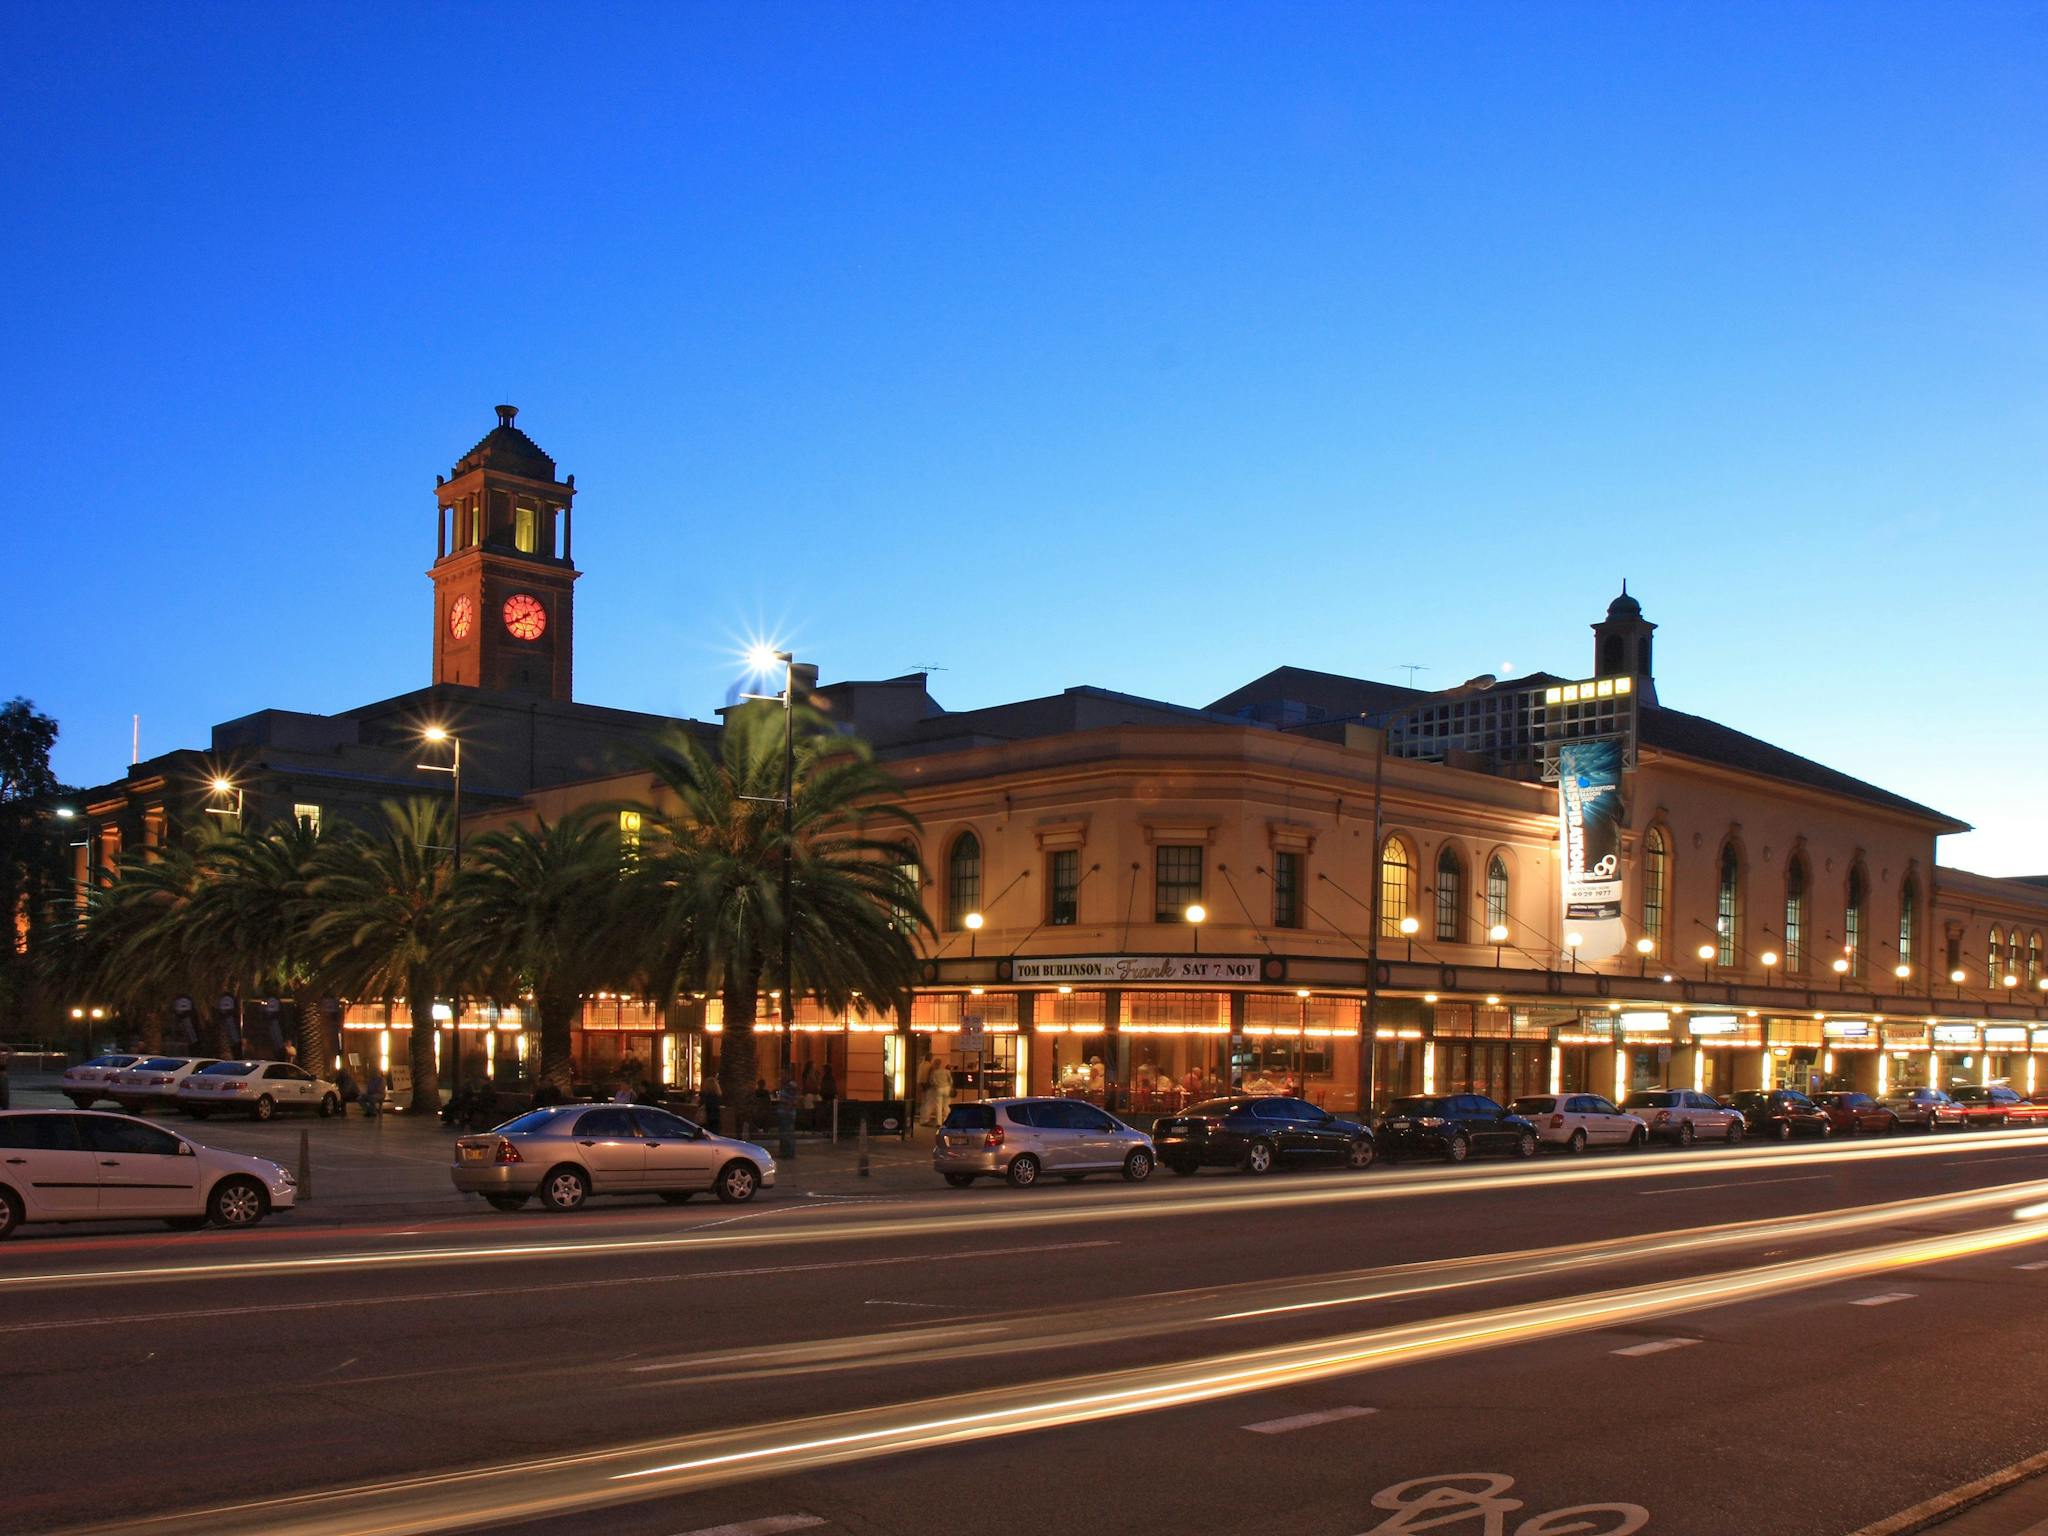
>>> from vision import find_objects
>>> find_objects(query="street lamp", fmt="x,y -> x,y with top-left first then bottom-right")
1185,903 -> 1208,955
742,646 -> 799,1080
1564,931 -> 1584,973
204,775 -> 243,824
1894,963 -> 1912,995
416,727 -> 463,872
1295,988 -> 1311,1096
1634,935 -> 1655,977
1399,913 -> 1419,962
964,910 -> 984,958
1950,967 -> 1967,1000
1491,923 -> 1511,966
1696,942 -> 1716,982
1760,949 -> 1780,986
1832,955 -> 1850,992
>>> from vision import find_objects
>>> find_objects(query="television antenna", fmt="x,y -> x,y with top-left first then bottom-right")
1398,663 -> 1430,688
908,663 -> 949,676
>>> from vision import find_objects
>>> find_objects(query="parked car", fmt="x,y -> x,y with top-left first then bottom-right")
0,1109 -> 297,1238
937,1098 -> 1155,1186
1949,1085 -> 2048,1128
61,1054 -> 146,1108
1814,1091 -> 1901,1136
1150,1096 -> 1374,1177
1880,1086 -> 1964,1131
1620,1088 -> 1746,1145
108,1057 -> 219,1112
176,1060 -> 340,1121
1376,1094 -> 1539,1163
0,1043 -> 69,1071
1510,1093 -> 1648,1153
452,1103 -> 776,1210
1726,1089 -> 1832,1141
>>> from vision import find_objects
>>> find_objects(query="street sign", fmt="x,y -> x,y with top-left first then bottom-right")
958,1015 -> 986,1051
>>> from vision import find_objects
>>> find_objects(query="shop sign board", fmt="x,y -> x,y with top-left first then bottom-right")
1009,955 -> 1261,984
1933,1024 -> 1980,1046
1617,1010 -> 1669,1032
1823,1021 -> 1870,1038
1687,1014 -> 1740,1035
1557,739 -> 1626,962
1984,1026 -> 2028,1044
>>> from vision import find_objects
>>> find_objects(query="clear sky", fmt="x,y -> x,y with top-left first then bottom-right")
6,3 -> 2043,873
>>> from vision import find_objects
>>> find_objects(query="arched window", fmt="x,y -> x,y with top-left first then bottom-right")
1783,854 -> 1808,973
1485,855 -> 1510,936
1642,829 -> 1667,958
1844,865 -> 1867,978
1988,927 -> 2004,986
1379,837 -> 1413,938
1716,841 -> 1742,966
2031,932 -> 2043,985
946,832 -> 981,930
1434,846 -> 1465,943
1897,879 -> 1917,975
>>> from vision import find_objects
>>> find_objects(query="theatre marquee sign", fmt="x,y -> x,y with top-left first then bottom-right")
1003,955 -> 1270,984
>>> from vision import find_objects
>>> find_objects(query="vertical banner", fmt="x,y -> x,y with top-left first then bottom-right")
1558,739 -> 1627,962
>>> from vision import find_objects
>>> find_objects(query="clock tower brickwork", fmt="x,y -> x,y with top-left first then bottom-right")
430,406 -> 579,702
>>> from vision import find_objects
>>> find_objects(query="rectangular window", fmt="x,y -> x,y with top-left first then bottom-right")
1155,845 -> 1203,923
1272,851 -> 1301,929
1784,890 -> 1804,972
1642,838 -> 1666,958
293,803 -> 321,836
1048,849 -> 1079,926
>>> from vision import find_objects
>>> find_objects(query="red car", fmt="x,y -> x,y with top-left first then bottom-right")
1815,1092 -> 1901,1136
1948,1085 -> 2048,1128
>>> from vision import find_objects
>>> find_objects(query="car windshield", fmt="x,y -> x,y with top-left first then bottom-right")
1183,1098 -> 1249,1116
1387,1097 -> 1442,1116
197,1061 -> 260,1075
135,1058 -> 186,1071
942,1105 -> 996,1130
1952,1088 -> 1989,1101
1623,1092 -> 1676,1108
1729,1092 -> 1769,1106
85,1055 -> 135,1068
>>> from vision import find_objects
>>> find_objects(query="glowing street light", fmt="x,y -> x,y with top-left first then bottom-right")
1696,941 -> 1716,982
1564,930 -> 1584,972
964,909 -> 984,958
204,774 -> 243,823
1489,922 -> 1511,966
1185,902 -> 1208,955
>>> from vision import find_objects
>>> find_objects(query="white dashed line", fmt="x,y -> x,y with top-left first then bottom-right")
1612,1337 -> 1701,1357
1243,1405 -> 1378,1435
1850,1292 -> 1916,1307
666,1516 -> 825,1536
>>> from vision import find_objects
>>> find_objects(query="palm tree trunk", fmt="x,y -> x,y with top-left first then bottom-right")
406,970 -> 440,1114
719,971 -> 760,1132
296,989 -> 337,1077
538,991 -> 575,1095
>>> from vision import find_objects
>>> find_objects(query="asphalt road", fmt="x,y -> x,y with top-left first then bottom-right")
10,1127 -> 2048,1536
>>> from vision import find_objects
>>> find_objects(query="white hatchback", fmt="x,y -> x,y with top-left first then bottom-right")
61,1054 -> 147,1108
0,1110 -> 297,1237
109,1057 -> 220,1112
177,1060 -> 340,1121
1510,1093 -> 1649,1152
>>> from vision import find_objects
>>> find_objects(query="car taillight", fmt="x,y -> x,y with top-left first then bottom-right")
1549,1115 -> 1565,1129
494,1139 -> 522,1164
983,1127 -> 1005,1149
152,1076 -> 172,1085
224,1081 -> 247,1090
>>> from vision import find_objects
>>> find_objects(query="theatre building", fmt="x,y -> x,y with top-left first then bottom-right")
488,592 -> 2048,1123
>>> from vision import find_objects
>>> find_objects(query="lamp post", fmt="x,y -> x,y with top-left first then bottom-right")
1491,924 -> 1511,967
1760,949 -> 1780,987
1565,931 -> 1584,973
742,645 -> 800,1083
1295,988 -> 1310,1098
1185,903 -> 1207,956
1696,942 -> 1716,983
1950,967 -> 1967,1001
1832,955 -> 1851,992
418,727 -> 464,1092
205,775 -> 243,826
1635,935 -> 1654,978
1399,913 -> 1419,963
1894,963 -> 1912,995
964,910 -> 984,958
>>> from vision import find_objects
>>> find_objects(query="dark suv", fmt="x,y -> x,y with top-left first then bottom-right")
1726,1089 -> 1832,1141
1151,1096 -> 1376,1176
1375,1094 -> 1538,1163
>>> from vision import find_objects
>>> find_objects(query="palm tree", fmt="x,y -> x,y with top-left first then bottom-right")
190,818 -> 336,1069
629,707 -> 928,1115
441,811 -> 625,1093
307,800 -> 453,1115
78,841 -> 223,1054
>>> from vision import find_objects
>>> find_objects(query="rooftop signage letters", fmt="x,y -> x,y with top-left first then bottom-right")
1007,955 -> 1264,985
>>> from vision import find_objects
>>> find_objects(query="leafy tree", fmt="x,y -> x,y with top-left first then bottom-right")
0,698 -> 72,1040
189,819 -> 337,1069
307,801 -> 453,1114
441,812 -> 625,1093
628,708 -> 927,1115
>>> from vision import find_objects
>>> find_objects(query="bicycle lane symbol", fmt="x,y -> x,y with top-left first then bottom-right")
1351,1472 -> 1649,1536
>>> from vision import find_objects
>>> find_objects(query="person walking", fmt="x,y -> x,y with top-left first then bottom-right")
817,1063 -> 837,1139
362,1066 -> 387,1119
699,1077 -> 723,1135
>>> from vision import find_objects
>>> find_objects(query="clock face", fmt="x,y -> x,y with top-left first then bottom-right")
502,592 -> 548,641
447,595 -> 474,640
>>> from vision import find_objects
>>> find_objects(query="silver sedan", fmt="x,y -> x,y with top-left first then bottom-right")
451,1103 -> 777,1212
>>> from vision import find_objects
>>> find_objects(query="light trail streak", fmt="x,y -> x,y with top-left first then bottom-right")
56,1211 -> 2048,1536
8,1125 -> 2046,1293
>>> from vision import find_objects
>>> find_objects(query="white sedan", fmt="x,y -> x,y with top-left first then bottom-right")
1510,1093 -> 1649,1152
109,1056 -> 220,1112
1621,1088 -> 1747,1146
0,1109 -> 297,1237
177,1060 -> 340,1121
61,1054 -> 147,1108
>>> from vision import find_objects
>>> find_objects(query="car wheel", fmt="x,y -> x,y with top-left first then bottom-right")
1243,1138 -> 1276,1175
1123,1149 -> 1154,1182
714,1160 -> 760,1204
1515,1130 -> 1538,1159
1628,1127 -> 1648,1150
944,1172 -> 976,1188
66,1094 -> 93,1110
657,1192 -> 692,1205
252,1094 -> 276,1123
318,1093 -> 339,1118
1885,1114 -> 1900,1135
1345,1137 -> 1377,1171
1444,1135 -> 1470,1164
540,1165 -> 591,1212
1678,1121 -> 1696,1146
1006,1154 -> 1041,1188
1725,1120 -> 1744,1144
0,1185 -> 19,1240
1166,1159 -> 1198,1177
163,1215 -> 207,1231
1773,1119 -> 1793,1141
1925,1117 -> 1941,1133
208,1176 -> 267,1229
485,1195 -> 529,1212
1566,1128 -> 1588,1155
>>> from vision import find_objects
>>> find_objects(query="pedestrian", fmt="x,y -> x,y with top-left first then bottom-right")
335,1064 -> 359,1107
700,1077 -> 723,1135
362,1066 -> 387,1118
751,1077 -> 772,1138
932,1059 -> 955,1123
817,1063 -> 837,1138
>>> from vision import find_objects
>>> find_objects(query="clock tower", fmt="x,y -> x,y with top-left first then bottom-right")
430,405 -> 579,701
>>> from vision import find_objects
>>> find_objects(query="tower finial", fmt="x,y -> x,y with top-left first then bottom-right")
495,404 -> 518,429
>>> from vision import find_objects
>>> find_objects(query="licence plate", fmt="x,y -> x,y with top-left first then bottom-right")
459,1146 -> 487,1164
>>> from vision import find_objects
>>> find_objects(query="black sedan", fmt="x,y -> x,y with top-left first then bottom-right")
1726,1089 -> 1832,1141
1376,1094 -> 1539,1163
1151,1096 -> 1376,1176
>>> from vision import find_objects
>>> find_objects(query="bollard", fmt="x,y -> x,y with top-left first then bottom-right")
857,1115 -> 870,1178
297,1126 -> 312,1202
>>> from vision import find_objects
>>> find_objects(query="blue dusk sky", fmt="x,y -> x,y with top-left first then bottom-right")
4,4 -> 2043,873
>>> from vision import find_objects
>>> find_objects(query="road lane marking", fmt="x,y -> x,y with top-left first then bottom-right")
667,1518 -> 825,1536
1636,1176 -> 1828,1194
1850,1292 -> 1915,1307
1611,1337 -> 1700,1357
1242,1405 -> 1377,1434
